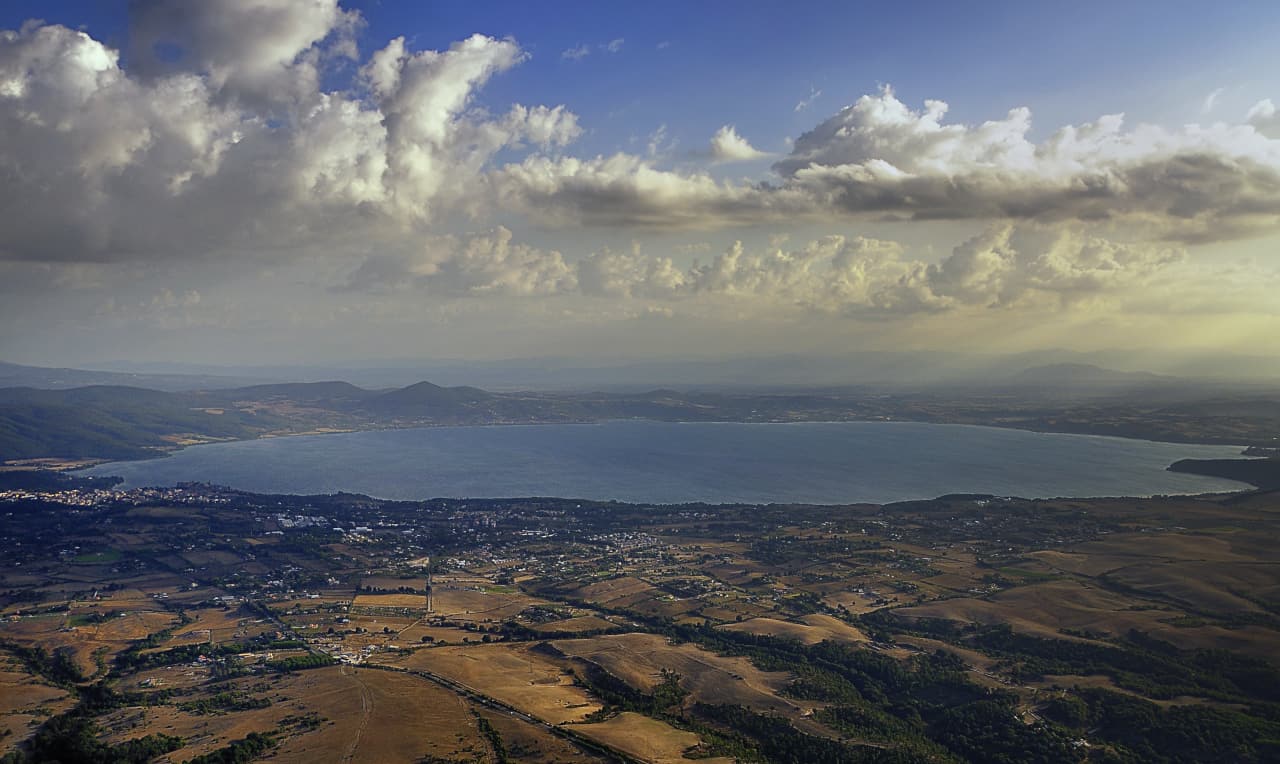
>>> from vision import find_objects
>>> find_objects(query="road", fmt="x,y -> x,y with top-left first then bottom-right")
339,664 -> 373,764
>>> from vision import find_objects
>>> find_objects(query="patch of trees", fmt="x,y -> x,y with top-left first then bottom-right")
968,624 -> 1280,704
1043,687 -> 1280,763
267,639 -> 306,649
579,665 -> 688,722
870,615 -> 1280,706
182,731 -> 275,764
475,714 -> 509,764
278,712 -> 325,731
0,713 -> 182,764
115,631 -> 302,673
0,682 -> 179,764
693,703 -> 923,764
813,704 -> 939,755
178,691 -> 272,715
357,585 -> 425,594
266,653 -> 335,672
930,699 -> 1076,764
115,640 -> 241,672
0,640 -> 86,687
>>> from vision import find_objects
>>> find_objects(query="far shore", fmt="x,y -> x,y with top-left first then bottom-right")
4,414 -> 1260,475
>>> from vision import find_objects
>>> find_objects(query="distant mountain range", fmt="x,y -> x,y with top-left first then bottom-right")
51,349 -> 1280,391
2,362 -> 1279,462
1010,363 -> 1172,387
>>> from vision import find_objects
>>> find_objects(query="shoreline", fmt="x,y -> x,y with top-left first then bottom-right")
25,412 -> 1260,470
67,419 -> 1257,504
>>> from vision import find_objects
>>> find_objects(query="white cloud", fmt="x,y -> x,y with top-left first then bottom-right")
794,86 -> 821,113
774,87 -> 1280,241
127,0 -> 361,108
669,225 -> 1184,313
1247,98 -> 1280,138
4,5 -> 1278,296
0,18 -> 577,263
497,85 -> 1280,242
339,222 -> 1186,317
709,125 -> 768,163
1201,87 -> 1224,115
489,153 -> 812,229
647,124 -> 673,158
564,39 -> 623,60
339,226 -> 576,296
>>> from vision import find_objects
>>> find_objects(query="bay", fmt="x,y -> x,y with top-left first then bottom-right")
80,420 -> 1250,504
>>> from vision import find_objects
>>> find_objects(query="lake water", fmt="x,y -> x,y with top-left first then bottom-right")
80,420 -> 1250,504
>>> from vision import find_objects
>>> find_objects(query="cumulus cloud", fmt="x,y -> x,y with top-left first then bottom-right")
709,125 -> 768,162
1247,98 -> 1280,138
496,86 -> 1280,242
577,244 -> 687,299
773,87 -> 1280,239
340,223 -> 1184,315
4,4 -> 1278,283
489,153 -> 812,229
338,226 -> 576,296
696,225 -> 1185,313
127,0 -> 361,108
358,33 -> 578,221
0,14 -> 575,263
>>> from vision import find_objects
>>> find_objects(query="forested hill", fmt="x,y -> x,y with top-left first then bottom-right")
1169,457 -> 1280,490
0,386 -> 280,460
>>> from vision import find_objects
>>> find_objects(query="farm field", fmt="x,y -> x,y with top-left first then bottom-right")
383,643 -> 602,724
551,633 -> 800,715
575,712 -> 734,764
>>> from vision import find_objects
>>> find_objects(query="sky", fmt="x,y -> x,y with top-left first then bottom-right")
1,1 -> 1279,374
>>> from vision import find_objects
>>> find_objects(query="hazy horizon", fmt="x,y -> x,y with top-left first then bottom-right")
8,347 -> 1280,392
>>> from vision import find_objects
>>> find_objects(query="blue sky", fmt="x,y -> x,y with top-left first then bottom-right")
11,1 -> 1280,154
1,1 -> 1279,369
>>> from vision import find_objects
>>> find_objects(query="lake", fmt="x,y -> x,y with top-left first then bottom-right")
79,420 -> 1250,504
